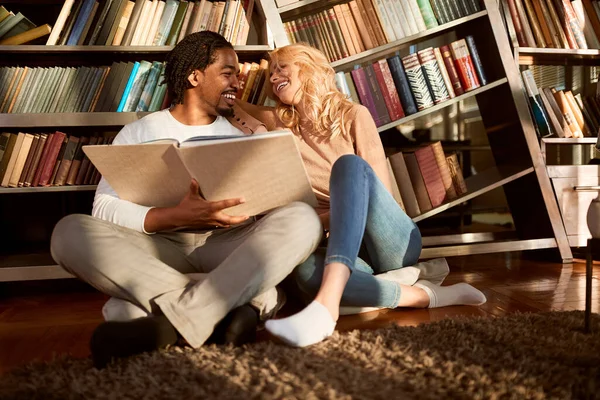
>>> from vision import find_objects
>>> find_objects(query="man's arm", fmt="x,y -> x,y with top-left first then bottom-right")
234,100 -> 281,131
144,179 -> 248,232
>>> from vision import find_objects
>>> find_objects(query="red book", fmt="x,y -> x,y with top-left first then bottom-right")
449,39 -> 480,92
30,132 -> 55,187
439,45 -> 464,96
373,60 -> 405,121
414,145 -> 446,208
38,131 -> 67,186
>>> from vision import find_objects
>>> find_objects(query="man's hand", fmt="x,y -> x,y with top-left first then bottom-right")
144,179 -> 249,233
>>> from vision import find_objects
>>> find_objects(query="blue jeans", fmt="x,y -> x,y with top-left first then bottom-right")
293,155 -> 422,308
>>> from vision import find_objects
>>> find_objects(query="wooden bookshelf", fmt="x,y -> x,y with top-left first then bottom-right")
0,185 -> 97,194
516,47 -> 600,66
0,112 -> 149,128
413,165 -> 534,223
376,78 -> 507,133
0,0 -> 575,283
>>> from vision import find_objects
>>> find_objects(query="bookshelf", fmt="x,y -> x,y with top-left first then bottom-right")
0,0 -> 574,282
269,0 -> 572,261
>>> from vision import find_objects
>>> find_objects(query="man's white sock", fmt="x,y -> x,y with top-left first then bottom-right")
414,280 -> 487,308
265,301 -> 336,347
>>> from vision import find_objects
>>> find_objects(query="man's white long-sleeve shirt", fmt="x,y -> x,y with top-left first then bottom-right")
92,109 -> 245,233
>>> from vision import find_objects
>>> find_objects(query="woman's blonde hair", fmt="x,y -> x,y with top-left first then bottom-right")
269,43 -> 354,139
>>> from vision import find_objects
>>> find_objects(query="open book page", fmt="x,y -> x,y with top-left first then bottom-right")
177,130 -> 317,216
143,134 -> 246,146
83,142 -> 192,207
83,130 -> 317,216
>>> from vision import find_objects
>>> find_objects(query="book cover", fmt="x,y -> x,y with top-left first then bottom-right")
386,55 -> 418,115
417,47 -> 450,105
401,53 -> 434,111
83,131 -> 318,217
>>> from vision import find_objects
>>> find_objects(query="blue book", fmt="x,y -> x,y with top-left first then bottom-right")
465,35 -> 488,86
117,61 -> 140,112
137,62 -> 164,112
66,0 -> 97,45
386,55 -> 418,116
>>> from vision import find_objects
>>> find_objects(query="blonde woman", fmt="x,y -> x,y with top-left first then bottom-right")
236,43 -> 486,347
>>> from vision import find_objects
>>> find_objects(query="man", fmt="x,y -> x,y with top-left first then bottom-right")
50,31 -> 322,368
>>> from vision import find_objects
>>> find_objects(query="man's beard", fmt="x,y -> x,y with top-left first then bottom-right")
217,106 -> 234,118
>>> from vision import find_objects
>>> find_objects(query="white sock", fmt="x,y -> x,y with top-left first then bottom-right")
414,280 -> 487,308
265,301 -> 336,347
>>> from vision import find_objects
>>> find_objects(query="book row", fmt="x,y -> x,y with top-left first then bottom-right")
47,0 -> 255,47
334,37 -> 486,127
0,6 -> 51,46
0,61 -> 170,114
283,0 -> 482,62
521,68 -> 600,138
501,0 -> 600,49
386,141 -> 468,218
0,132 -> 115,189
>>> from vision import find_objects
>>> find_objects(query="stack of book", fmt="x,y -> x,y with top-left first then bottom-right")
46,0 -> 255,46
0,55 -> 270,114
283,0 -> 482,62
0,132 -> 114,188
335,36 -> 486,127
386,141 -> 468,218
0,6 -> 52,45
501,0 -> 600,49
521,68 -> 600,138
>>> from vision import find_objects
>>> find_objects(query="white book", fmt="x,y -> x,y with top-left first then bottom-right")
131,0 -> 153,45
46,0 -> 75,45
145,0 -> 165,45
406,0 -> 427,32
572,0 -> 600,49
399,0 -> 419,35
381,0 -> 403,40
83,130 -> 318,217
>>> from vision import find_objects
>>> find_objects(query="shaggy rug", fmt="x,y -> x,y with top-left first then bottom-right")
1,311 -> 600,400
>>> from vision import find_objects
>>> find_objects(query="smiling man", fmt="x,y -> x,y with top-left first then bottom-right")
50,31 -> 322,368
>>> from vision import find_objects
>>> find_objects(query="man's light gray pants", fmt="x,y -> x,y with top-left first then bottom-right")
50,202 -> 322,348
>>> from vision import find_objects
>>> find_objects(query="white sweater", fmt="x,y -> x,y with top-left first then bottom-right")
92,109 -> 245,233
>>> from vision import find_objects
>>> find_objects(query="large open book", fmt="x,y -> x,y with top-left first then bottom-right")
82,130 -> 317,217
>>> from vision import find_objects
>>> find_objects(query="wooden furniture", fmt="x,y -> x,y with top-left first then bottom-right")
0,0 -> 573,282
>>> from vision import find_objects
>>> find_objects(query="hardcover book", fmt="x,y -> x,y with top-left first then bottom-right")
83,131 -> 318,217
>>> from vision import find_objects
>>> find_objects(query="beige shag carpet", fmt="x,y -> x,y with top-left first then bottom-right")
1,311 -> 600,400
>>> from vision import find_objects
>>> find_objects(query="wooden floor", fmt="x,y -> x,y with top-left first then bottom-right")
1,251 -> 599,374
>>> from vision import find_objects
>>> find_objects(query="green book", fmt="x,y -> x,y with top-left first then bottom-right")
166,1 -> 189,46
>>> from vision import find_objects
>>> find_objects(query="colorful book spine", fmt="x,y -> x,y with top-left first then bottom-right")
464,35 -> 487,86
521,70 -> 553,138
351,67 -> 381,126
373,60 -> 405,120
401,53 -> 434,111
417,47 -> 450,105
439,45 -> 464,96
417,0 -> 439,28
449,39 -> 480,91
117,61 -> 140,112
387,55 -> 418,115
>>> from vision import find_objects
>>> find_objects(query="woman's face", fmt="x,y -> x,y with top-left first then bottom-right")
269,60 -> 302,106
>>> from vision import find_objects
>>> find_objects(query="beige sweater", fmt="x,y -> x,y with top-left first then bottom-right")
295,104 -> 392,215
234,101 -> 392,216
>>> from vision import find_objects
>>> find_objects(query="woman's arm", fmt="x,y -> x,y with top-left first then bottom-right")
351,106 -> 394,194
234,99 -> 281,131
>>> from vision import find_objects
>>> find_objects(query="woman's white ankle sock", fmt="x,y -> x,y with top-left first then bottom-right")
414,280 -> 487,308
265,301 -> 336,347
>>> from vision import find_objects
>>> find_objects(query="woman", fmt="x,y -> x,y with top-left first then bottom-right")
236,43 -> 486,347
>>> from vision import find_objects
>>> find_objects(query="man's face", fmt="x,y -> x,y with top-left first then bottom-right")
190,48 -> 240,117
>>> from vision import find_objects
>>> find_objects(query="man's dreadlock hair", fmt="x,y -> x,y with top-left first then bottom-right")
164,31 -> 234,105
